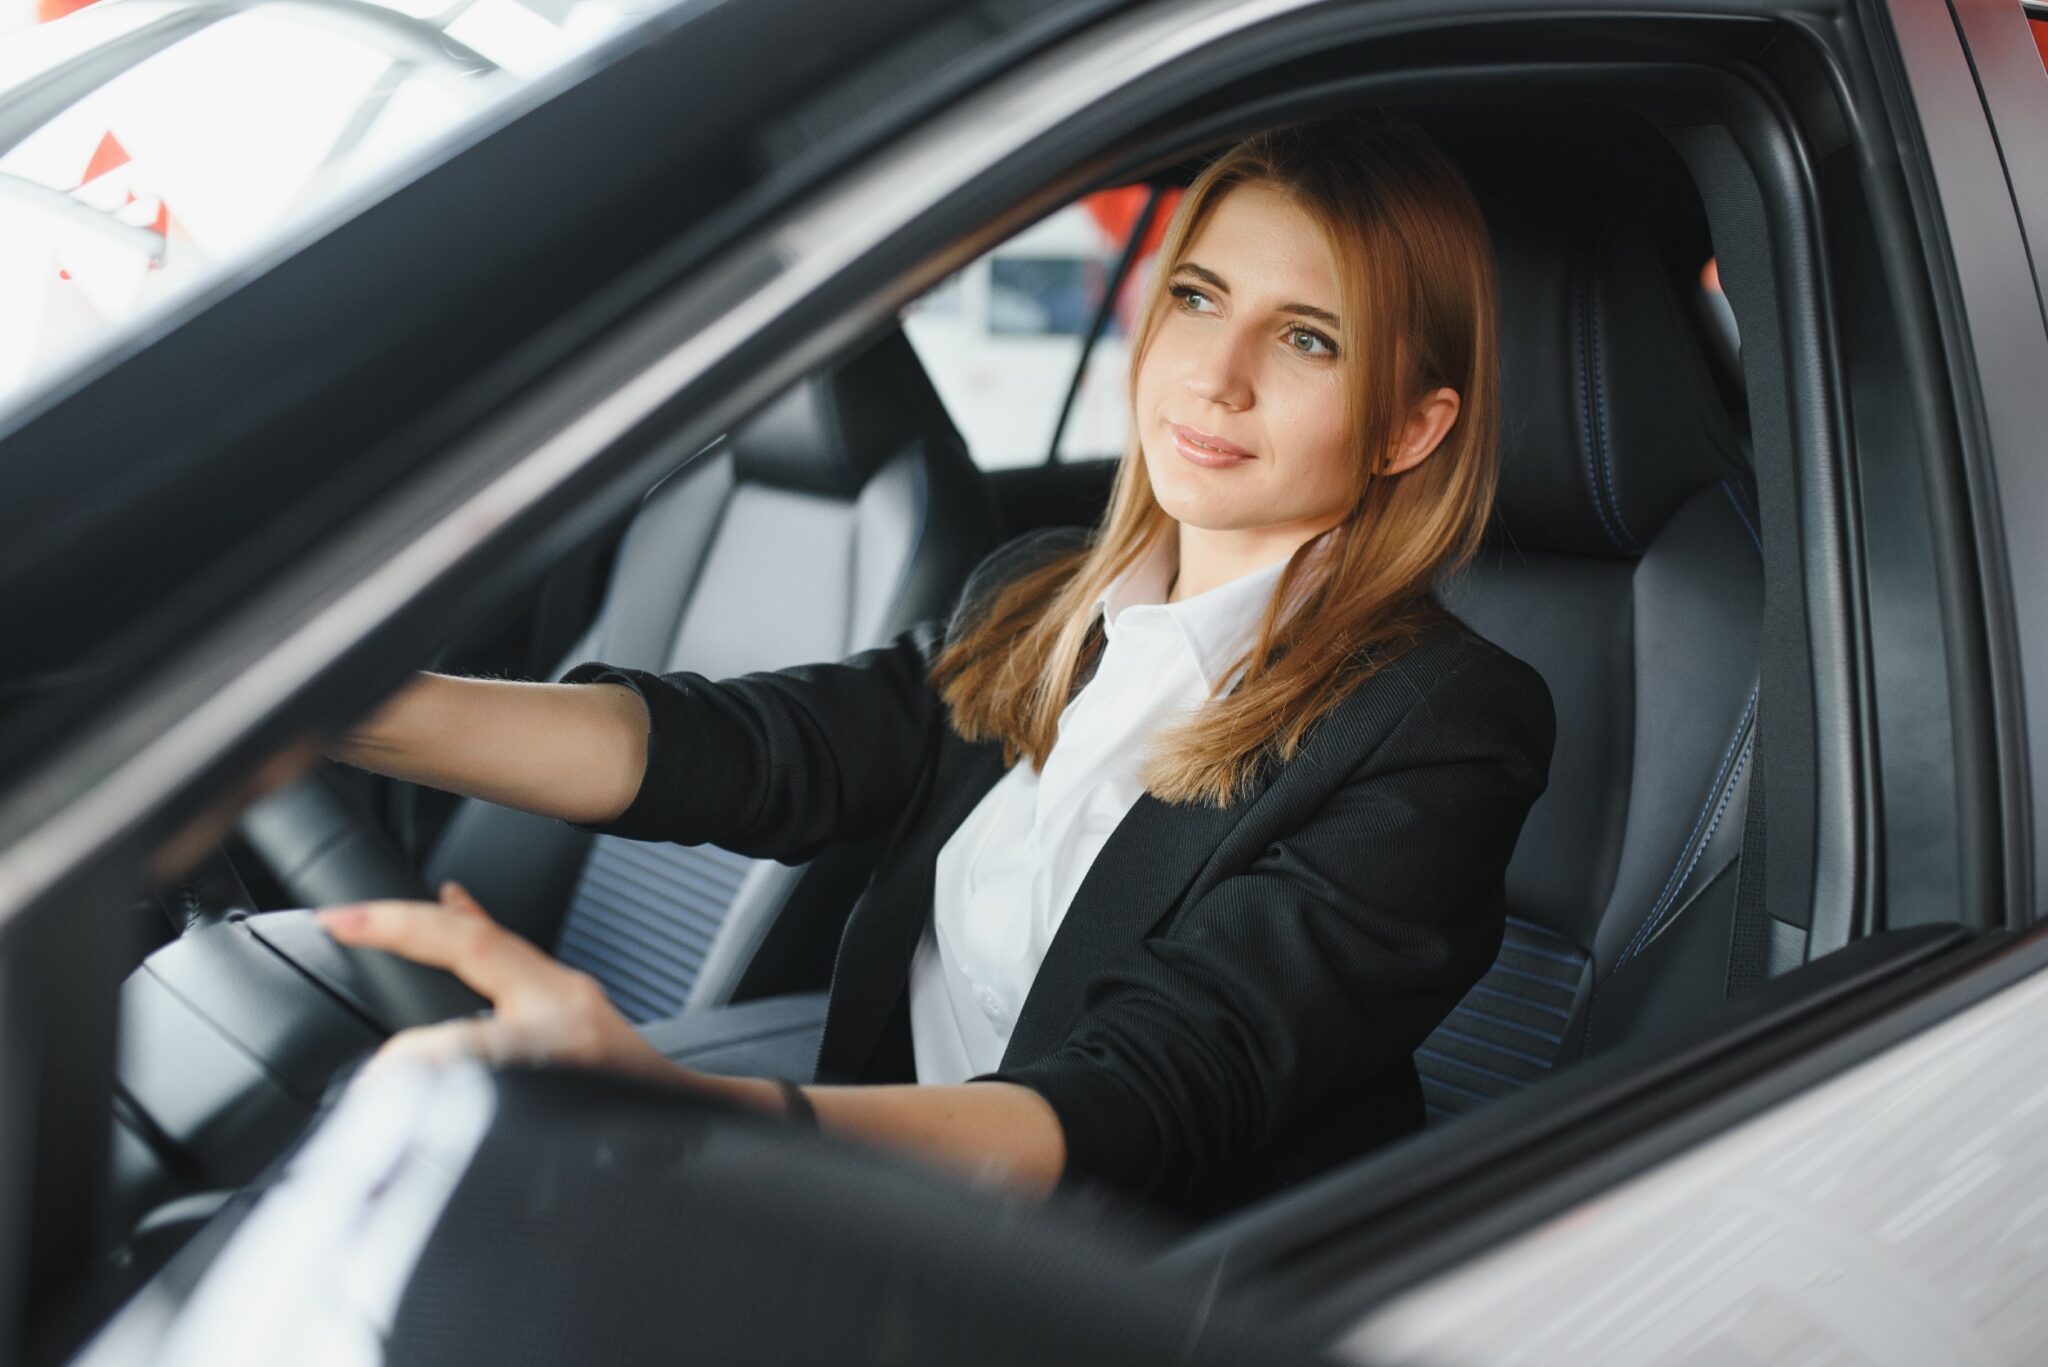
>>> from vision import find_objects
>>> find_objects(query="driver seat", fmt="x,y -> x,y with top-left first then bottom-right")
245,327 -> 1000,1020
1414,131 -> 1759,1123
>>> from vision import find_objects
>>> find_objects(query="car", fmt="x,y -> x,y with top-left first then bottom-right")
5,0 -> 2048,1361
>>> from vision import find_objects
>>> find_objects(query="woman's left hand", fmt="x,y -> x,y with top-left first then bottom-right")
316,881 -> 687,1083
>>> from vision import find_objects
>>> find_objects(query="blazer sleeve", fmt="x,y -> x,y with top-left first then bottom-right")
974,640 -> 1555,1201
557,524 -> 1090,864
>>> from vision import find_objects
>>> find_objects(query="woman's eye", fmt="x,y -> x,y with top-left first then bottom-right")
1286,326 -> 1337,357
1169,282 -> 1215,313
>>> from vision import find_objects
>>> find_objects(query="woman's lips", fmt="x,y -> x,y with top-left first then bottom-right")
1169,422 -> 1255,467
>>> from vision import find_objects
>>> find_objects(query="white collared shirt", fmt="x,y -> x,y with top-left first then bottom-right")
907,532 -> 1291,1084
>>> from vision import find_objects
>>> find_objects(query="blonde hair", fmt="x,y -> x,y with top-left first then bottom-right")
931,111 -> 1501,807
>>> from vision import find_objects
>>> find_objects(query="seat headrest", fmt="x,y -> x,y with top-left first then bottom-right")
1427,105 -> 1750,559
1484,197 -> 1747,558
728,327 -> 964,498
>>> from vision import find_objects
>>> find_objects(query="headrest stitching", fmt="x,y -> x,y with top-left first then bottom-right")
1587,215 -> 1640,553
1573,238 -> 1629,554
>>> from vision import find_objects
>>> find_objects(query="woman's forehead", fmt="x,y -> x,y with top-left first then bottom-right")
1178,183 -> 1343,311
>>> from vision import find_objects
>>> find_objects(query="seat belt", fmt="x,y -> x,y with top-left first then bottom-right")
1725,712 -> 1770,996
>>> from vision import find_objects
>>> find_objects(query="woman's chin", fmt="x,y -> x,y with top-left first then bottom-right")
1148,466 -> 1257,526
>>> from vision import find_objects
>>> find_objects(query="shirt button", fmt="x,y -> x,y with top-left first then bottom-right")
975,985 -> 1006,1023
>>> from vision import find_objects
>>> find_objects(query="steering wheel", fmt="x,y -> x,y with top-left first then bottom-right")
236,761 -> 435,909
162,816 -> 489,1033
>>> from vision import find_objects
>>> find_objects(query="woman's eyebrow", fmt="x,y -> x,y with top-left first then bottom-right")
1175,261 -> 1343,327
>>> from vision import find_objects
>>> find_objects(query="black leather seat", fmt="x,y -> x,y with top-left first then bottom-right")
1416,186 -> 1759,1122
244,326 -> 1001,1020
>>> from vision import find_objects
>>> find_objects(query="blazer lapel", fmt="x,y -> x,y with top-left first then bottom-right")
813,724 -> 1005,1082
999,767 -> 1273,1066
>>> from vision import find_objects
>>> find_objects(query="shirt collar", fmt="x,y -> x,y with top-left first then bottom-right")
1091,529 -> 1292,688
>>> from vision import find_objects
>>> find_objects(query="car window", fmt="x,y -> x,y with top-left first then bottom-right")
901,186 -> 1181,470
0,0 -> 660,426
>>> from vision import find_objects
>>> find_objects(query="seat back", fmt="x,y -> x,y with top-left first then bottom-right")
428,327 -> 1000,1019
1416,176 -> 1759,1122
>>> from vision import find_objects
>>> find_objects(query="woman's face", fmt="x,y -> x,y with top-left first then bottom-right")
1133,181 -> 1359,549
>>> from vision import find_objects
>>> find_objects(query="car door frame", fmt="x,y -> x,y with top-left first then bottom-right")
0,0 -> 2019,1352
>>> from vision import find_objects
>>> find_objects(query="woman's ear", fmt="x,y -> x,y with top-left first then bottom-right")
1381,385 -> 1461,476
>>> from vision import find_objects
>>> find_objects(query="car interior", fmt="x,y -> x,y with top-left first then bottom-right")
22,10 -> 1991,1354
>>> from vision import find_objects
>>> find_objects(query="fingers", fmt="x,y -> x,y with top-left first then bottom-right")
317,897 -> 546,1003
439,880 -> 490,919
367,1016 -> 500,1075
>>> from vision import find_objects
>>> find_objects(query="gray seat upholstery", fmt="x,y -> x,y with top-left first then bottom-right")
247,326 -> 1000,1020
1416,183 -> 1759,1123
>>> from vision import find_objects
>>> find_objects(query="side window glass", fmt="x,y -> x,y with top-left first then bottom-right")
902,186 -> 1180,469
0,0 -> 656,421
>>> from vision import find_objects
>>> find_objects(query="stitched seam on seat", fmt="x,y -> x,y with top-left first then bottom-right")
1428,1025 -> 1555,1069
1416,1047 -> 1527,1089
1574,242 -> 1629,553
1422,1074 -> 1492,1104
1588,216 -> 1638,552
1483,962 -> 1578,994
1465,982 -> 1571,1021
1617,687 -> 1759,966
1722,479 -> 1762,557
1629,736 -> 1754,959
1496,940 -> 1584,969
1449,1001 -> 1567,1044
1504,915 -> 1580,947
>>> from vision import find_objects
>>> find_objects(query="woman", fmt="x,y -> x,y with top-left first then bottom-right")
319,110 -> 1555,1219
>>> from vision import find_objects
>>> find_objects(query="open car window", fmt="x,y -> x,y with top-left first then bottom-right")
901,186 -> 1181,469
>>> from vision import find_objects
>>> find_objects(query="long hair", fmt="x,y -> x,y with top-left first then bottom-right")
930,111 -> 1501,808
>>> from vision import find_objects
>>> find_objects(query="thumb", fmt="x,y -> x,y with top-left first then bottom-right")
439,880 -> 492,920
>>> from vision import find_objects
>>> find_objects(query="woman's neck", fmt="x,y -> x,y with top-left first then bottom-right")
1167,517 -> 1341,604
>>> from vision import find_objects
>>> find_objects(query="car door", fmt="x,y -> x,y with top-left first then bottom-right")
1242,2 -> 2048,1360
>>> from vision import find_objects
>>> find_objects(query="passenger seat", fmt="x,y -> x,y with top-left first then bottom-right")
244,326 -> 1001,1021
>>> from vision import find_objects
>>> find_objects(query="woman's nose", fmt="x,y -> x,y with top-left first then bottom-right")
1183,328 -> 1255,409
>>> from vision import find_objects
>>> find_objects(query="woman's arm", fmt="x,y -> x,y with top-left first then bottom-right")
693,1075 -> 1066,1196
318,884 -> 1066,1197
330,673 -> 651,826
977,642 -> 1556,1200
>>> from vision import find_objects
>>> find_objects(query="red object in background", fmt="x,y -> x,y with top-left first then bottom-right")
1084,185 -> 1185,335
80,131 -> 129,184
38,0 -> 99,21
2033,17 -> 2048,77
1082,185 -> 1183,259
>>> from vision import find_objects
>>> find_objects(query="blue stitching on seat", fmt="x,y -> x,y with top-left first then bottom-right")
1497,940 -> 1586,969
1575,245 -> 1630,552
1421,1074 -> 1493,1104
1627,737 -> 1755,960
1722,480 -> 1762,557
1619,689 -> 1759,964
1429,1026 -> 1556,1070
1450,1001 -> 1568,1044
1505,916 -> 1580,946
1484,962 -> 1580,995
1466,982 -> 1572,1021
1588,216 -> 1638,552
1417,1048 -> 1528,1089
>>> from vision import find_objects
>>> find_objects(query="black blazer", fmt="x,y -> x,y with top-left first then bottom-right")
564,527 -> 1555,1219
